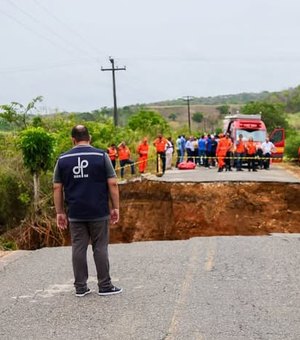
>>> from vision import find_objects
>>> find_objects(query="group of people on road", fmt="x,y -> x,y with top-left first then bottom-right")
216,133 -> 276,172
107,134 -> 174,178
176,134 -> 218,168
106,132 -> 277,178
175,133 -> 277,173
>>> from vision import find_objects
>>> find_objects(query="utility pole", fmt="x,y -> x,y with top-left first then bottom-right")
182,96 -> 193,134
101,57 -> 126,127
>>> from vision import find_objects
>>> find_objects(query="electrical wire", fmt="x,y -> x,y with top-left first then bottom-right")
32,0 -> 106,57
0,8 -> 74,54
0,58 -> 98,74
7,0 -> 98,59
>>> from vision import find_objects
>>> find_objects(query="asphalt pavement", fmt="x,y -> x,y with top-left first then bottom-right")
144,165 -> 300,183
1,235 -> 299,340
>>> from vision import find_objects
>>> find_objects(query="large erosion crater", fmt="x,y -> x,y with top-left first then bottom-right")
110,180 -> 300,243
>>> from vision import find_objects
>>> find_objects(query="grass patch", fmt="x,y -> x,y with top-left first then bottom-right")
0,237 -> 17,250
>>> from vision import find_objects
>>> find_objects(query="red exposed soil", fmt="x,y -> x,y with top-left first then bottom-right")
2,164 -> 300,250
110,180 -> 300,243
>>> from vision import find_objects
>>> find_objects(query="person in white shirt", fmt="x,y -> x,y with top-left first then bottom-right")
261,137 -> 276,169
175,136 -> 181,167
185,137 -> 195,162
166,137 -> 174,170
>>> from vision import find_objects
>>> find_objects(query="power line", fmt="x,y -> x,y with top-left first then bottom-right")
0,58 -> 96,74
101,57 -> 126,127
32,0 -> 105,57
0,8 -> 73,53
4,0 -> 98,59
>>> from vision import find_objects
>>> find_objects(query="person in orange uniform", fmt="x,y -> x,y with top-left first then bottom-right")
107,144 -> 118,169
153,133 -> 168,175
235,134 -> 246,171
117,141 -> 135,178
245,137 -> 257,171
216,133 -> 232,172
137,137 -> 149,173
224,133 -> 233,171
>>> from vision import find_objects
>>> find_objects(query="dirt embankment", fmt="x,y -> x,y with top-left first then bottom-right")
110,180 -> 300,243
2,172 -> 300,251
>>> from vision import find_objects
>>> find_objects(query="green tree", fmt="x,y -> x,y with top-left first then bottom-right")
0,96 -> 43,129
118,105 -> 141,126
127,109 -> 170,134
77,112 -> 96,121
32,116 -> 44,128
216,105 -> 230,115
0,117 -> 12,131
286,86 -> 300,112
18,127 -> 54,212
266,85 -> 300,113
241,102 -> 289,132
168,113 -> 178,121
192,112 -> 204,124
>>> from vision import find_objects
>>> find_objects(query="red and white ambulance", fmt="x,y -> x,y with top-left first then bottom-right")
223,114 -> 285,161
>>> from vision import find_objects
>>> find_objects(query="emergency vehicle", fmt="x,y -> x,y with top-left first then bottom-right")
223,114 -> 285,161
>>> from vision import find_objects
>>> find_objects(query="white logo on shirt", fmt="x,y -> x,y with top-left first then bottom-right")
73,157 -> 89,178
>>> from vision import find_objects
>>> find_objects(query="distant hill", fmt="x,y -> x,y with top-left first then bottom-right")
144,86 -> 300,131
150,91 -> 271,106
148,85 -> 300,111
147,104 -> 223,130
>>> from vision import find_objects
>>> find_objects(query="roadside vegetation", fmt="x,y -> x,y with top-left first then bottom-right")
0,87 -> 299,250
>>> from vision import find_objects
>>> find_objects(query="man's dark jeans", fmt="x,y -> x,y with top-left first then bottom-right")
236,152 -> 244,170
263,152 -> 271,169
120,159 -> 135,178
156,152 -> 166,173
176,149 -> 181,167
69,220 -> 112,291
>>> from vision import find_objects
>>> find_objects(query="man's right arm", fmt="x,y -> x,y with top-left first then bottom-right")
53,161 -> 68,229
107,178 -> 119,224
53,183 -> 68,230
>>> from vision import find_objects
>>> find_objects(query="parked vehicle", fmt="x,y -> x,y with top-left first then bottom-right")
223,114 -> 285,162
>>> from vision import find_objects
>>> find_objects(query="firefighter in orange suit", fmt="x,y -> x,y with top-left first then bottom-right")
153,133 -> 168,174
107,144 -> 118,169
224,133 -> 233,171
245,137 -> 257,171
118,141 -> 135,178
137,138 -> 149,173
235,134 -> 246,171
216,133 -> 232,172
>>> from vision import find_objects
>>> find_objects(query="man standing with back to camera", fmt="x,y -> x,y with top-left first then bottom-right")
53,125 -> 122,297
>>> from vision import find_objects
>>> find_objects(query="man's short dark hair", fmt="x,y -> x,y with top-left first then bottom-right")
71,125 -> 90,142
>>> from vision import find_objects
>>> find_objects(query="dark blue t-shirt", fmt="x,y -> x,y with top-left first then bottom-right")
54,145 -> 114,221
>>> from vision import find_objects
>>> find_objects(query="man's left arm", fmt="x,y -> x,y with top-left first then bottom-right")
104,153 -> 119,224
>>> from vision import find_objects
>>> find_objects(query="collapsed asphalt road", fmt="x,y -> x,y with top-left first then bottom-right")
112,165 -> 300,243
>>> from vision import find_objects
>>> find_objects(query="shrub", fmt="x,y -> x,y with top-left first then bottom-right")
285,131 -> 300,161
0,172 -> 29,233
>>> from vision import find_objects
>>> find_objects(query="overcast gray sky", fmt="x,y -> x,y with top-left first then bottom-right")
1,0 -> 300,112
